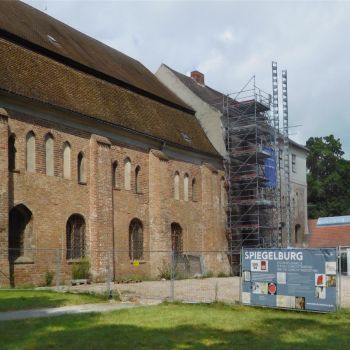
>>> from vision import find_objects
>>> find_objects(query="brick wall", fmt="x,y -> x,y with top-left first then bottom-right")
0,107 -> 229,286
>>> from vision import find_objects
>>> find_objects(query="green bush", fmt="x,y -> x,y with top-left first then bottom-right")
72,258 -> 91,280
45,271 -> 55,286
158,260 -> 172,280
217,272 -> 229,278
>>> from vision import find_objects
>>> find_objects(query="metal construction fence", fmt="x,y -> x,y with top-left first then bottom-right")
0,247 -> 350,308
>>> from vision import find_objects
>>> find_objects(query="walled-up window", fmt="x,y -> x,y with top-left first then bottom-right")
45,133 -> 54,176
192,178 -> 197,201
184,174 -> 189,201
26,131 -> 36,172
135,165 -> 141,193
78,152 -> 86,183
129,218 -> 143,260
171,223 -> 183,255
295,224 -> 301,244
66,214 -> 86,260
174,172 -> 180,200
112,161 -> 118,188
220,177 -> 226,207
8,134 -> 16,171
9,204 -> 33,261
124,158 -> 131,190
63,142 -> 71,179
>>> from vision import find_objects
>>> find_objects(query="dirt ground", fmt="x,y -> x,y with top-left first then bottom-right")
66,277 -> 240,304
65,275 -> 350,307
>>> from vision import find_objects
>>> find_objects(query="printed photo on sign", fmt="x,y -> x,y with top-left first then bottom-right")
315,274 -> 326,287
295,296 -> 305,310
325,261 -> 336,275
242,292 -> 251,305
252,282 -> 268,294
251,260 -> 269,272
277,272 -> 286,284
243,271 -> 251,282
268,282 -> 277,295
326,275 -> 336,287
277,295 -> 295,308
315,286 -> 326,299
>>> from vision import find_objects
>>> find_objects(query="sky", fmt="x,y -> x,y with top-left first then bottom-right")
24,0 -> 350,156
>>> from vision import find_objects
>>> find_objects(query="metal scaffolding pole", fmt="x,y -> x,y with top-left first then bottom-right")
282,69 -> 291,246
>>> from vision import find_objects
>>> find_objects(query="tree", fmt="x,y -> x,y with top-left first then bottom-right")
306,135 -> 350,218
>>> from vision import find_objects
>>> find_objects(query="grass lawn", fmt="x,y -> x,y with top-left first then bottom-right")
0,303 -> 349,350
0,290 -> 106,312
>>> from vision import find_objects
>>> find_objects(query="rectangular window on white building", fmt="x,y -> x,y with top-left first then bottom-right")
292,154 -> 296,173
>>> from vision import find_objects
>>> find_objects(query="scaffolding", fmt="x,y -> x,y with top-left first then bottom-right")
223,76 -> 280,274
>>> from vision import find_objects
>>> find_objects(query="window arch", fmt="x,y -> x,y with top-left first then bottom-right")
66,214 -> 86,260
78,152 -> 86,183
184,174 -> 189,201
129,218 -> 143,260
45,133 -> 54,176
9,204 -> 33,261
112,161 -> 118,188
174,172 -> 180,200
8,134 -> 16,171
191,178 -> 197,201
171,223 -> 183,255
135,165 -> 141,193
63,142 -> 71,179
26,131 -> 36,172
124,158 -> 131,190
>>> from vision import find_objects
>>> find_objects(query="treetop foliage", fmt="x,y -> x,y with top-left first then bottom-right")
306,135 -> 350,219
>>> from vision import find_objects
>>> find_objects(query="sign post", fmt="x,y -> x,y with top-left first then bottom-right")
241,248 -> 338,312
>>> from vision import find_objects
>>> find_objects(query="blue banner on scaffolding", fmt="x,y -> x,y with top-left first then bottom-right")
263,147 -> 277,188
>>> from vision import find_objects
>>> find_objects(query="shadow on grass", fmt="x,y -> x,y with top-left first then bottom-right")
1,309 -> 350,350
0,291 -> 105,312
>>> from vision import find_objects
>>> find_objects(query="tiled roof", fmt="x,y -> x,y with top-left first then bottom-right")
164,65 -> 226,113
0,0 -> 190,111
0,1 -> 219,156
308,219 -> 350,247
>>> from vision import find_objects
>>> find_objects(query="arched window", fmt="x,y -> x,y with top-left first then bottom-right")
191,178 -> 197,201
174,172 -> 180,200
78,152 -> 86,183
124,158 -> 131,190
8,134 -> 16,171
45,133 -> 54,176
135,165 -> 141,193
171,223 -> 183,255
66,214 -> 86,260
63,142 -> 71,179
26,131 -> 36,172
184,174 -> 189,201
220,177 -> 226,208
112,161 -> 118,188
129,218 -> 143,260
9,204 -> 33,261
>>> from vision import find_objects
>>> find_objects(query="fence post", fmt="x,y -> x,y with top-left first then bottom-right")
106,251 -> 112,299
170,250 -> 175,301
338,246 -> 342,310
55,248 -> 61,290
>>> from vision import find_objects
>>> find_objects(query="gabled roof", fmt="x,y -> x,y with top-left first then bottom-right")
163,64 -> 226,113
0,1 -> 219,156
0,1 -> 191,112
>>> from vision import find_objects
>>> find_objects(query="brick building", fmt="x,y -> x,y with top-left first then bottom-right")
0,1 -> 229,286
